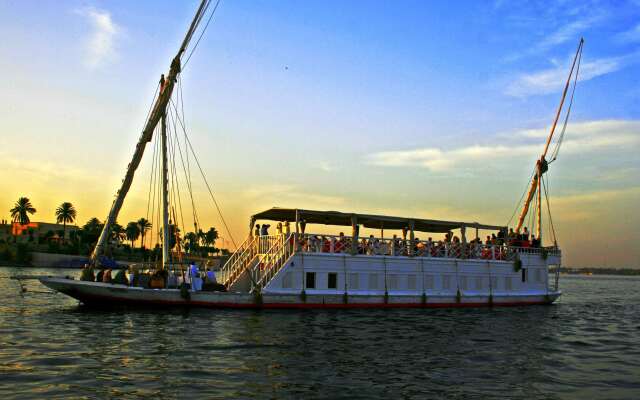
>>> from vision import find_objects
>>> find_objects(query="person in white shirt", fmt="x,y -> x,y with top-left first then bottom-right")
189,263 -> 202,291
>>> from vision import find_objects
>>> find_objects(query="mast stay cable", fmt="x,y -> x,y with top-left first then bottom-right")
169,96 -> 238,249
550,45 -> 582,164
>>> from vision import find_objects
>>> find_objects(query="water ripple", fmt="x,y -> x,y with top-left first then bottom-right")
1,268 -> 639,399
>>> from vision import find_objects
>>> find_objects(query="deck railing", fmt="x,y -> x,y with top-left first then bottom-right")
218,235 -> 260,287
218,232 -> 561,292
250,233 -> 294,291
296,233 -> 560,261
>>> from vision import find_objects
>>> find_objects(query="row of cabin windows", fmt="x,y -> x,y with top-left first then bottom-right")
292,268 -> 543,290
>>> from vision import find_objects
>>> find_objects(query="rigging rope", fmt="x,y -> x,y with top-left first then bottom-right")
183,0 -> 222,69
507,168 -> 536,227
167,106 -> 200,233
169,97 -> 238,249
549,45 -> 582,163
542,175 -> 558,245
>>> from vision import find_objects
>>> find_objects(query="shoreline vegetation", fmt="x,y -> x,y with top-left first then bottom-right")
2,197 -> 228,266
553,267 -> 640,276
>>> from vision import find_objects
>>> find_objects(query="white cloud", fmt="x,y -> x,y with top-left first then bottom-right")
76,7 -> 120,69
504,54 -> 628,97
615,23 -> 640,44
366,120 -> 640,172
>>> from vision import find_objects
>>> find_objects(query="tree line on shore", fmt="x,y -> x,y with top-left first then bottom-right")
2,196 -> 224,262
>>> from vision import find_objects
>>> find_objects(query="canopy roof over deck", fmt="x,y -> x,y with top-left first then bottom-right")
251,208 -> 505,233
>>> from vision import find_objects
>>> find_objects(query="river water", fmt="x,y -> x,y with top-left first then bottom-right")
0,267 -> 638,399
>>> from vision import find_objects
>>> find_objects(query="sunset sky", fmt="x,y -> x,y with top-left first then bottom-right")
0,0 -> 639,268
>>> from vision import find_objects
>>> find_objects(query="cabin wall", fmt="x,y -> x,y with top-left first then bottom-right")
263,253 -> 552,296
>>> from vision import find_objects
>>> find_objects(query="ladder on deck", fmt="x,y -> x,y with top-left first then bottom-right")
250,233 -> 295,292
219,235 -> 260,288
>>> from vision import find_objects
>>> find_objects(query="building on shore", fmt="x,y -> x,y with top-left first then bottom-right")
0,220 -> 79,243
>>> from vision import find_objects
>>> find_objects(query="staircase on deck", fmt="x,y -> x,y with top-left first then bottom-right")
219,234 -> 294,293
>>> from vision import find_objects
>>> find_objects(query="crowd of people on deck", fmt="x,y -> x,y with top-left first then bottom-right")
252,219 -> 544,260
79,262 -> 226,292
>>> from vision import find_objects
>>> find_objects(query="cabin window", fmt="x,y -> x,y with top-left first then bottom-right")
491,277 -> 498,290
505,277 -> 512,291
328,272 -> 338,289
460,276 -> 468,290
425,275 -> 434,289
305,272 -> 316,289
407,275 -> 417,290
442,275 -> 451,290
535,269 -> 543,283
475,277 -> 483,290
349,273 -> 359,290
522,268 -> 527,282
387,274 -> 399,290
282,272 -> 293,289
368,273 -> 380,290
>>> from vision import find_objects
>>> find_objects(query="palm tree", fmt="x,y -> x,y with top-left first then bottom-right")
10,197 -> 36,225
82,218 -> 104,246
55,202 -> 77,242
125,222 -> 141,248
137,218 -> 152,249
197,228 -> 205,246
110,223 -> 125,245
184,232 -> 198,254
204,227 -> 219,247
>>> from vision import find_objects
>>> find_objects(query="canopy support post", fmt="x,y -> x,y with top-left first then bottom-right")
409,220 -> 415,257
351,215 -> 358,255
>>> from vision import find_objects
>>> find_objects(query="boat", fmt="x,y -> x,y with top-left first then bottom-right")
40,1 -> 584,309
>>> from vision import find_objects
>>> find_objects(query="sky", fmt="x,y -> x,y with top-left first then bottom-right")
0,0 -> 639,268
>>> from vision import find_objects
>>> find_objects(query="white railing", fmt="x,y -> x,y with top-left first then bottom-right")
295,233 -> 560,261
251,233 -> 295,291
219,235 -> 259,287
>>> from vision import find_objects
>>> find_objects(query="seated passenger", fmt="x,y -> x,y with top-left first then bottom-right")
531,235 -> 540,248
485,235 -> 492,246
359,238 -> 367,254
335,232 -> 346,253
373,238 -> 381,255
322,236 -> 331,253
367,235 -> 375,255
113,268 -> 128,285
96,269 -> 104,282
497,228 -> 506,245
80,264 -> 95,282
102,269 -> 113,284
167,272 -> 178,288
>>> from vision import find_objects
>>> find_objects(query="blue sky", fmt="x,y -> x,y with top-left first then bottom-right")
0,0 -> 639,267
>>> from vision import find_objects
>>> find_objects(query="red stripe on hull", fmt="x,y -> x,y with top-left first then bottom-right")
68,291 -> 555,309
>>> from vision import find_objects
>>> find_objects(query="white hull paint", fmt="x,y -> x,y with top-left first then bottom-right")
40,276 -> 560,309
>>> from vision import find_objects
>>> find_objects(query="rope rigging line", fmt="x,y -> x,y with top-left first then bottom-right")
507,167 -> 537,227
145,131 -> 159,222
183,0 -> 222,69
173,78 -> 192,234
542,175 -> 558,245
169,96 -> 238,249
167,113 -> 188,243
148,125 -> 161,250
141,81 -> 161,134
550,45 -> 583,163
167,105 -> 200,234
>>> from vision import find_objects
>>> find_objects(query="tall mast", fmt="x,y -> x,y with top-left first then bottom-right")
90,0 -> 211,265
515,38 -> 583,236
161,111 -> 171,269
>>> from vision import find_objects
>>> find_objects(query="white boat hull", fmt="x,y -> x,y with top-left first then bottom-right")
40,277 -> 560,309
